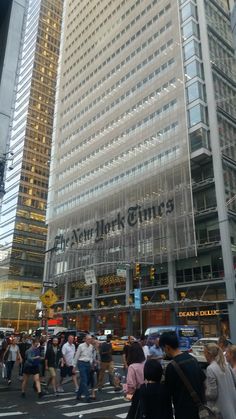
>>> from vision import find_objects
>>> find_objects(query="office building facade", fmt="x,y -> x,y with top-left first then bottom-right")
0,0 -> 27,198
46,0 -> 236,339
0,0 -> 63,331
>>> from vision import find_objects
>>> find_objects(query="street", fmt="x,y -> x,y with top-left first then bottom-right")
0,356 -> 130,418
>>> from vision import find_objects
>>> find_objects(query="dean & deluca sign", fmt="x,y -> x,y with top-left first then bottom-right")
178,310 -> 221,318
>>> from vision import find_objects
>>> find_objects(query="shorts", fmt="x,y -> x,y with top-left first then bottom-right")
60,365 -> 74,378
48,367 -> 56,378
23,365 -> 40,375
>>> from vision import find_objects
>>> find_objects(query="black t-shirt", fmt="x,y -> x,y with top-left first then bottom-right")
99,341 -> 112,362
165,352 -> 205,419
140,382 -> 173,419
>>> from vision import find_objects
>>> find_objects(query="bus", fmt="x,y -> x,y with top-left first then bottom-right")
144,325 -> 201,351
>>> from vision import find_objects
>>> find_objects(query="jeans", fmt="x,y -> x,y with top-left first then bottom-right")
6,361 -> 15,380
77,361 -> 91,399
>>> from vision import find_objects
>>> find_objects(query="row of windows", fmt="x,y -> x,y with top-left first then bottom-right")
55,140 -> 179,215
66,0 -> 117,41
18,196 -> 46,212
209,34 -> 236,80
62,24 -> 173,107
205,1 -> 233,45
62,9 -> 172,90
60,55 -> 175,145
57,99 -> 178,188
22,162 -> 49,179
57,125 -> 178,197
62,35 -> 173,118
19,185 -> 48,200
20,174 -> 48,190
218,115 -> 236,161
64,1 -> 171,74
213,73 -> 236,119
59,75 -> 177,164
61,42 -> 174,132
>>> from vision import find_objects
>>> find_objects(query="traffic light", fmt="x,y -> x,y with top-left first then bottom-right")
135,263 -> 141,277
150,266 -> 155,280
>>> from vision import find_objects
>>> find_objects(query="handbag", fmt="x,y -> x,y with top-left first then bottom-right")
171,360 -> 217,419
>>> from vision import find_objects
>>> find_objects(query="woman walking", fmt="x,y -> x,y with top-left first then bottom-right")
226,344 -> 236,377
21,338 -> 43,398
3,336 -> 22,385
204,343 -> 236,419
124,341 -> 145,419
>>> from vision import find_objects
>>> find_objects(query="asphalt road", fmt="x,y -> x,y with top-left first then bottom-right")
0,355 -> 130,419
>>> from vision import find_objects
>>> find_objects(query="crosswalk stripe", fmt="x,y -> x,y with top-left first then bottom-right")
63,402 -> 130,417
37,396 -> 75,405
0,413 -> 27,417
57,396 -> 124,409
116,414 -> 127,418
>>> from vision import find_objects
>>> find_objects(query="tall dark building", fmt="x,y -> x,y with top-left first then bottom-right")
0,0 -> 63,331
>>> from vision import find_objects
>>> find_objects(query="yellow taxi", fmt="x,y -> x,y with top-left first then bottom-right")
111,336 -> 128,354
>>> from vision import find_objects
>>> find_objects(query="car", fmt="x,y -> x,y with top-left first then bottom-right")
55,329 -> 88,344
111,336 -> 128,354
95,335 -> 107,342
190,337 -> 232,366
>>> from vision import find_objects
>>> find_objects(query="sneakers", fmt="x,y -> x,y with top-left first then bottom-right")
7,380 -> 11,385
38,392 -> 44,399
21,392 -> 25,398
57,386 -> 64,393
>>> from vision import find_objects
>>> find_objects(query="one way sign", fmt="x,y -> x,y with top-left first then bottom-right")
84,269 -> 96,285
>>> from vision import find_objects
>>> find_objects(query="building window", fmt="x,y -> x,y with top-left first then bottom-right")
188,104 -> 206,127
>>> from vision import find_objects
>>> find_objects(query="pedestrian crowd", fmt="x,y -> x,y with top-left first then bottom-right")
1,330 -> 236,419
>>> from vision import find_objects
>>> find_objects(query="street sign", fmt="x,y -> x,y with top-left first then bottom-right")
134,288 -> 141,309
40,289 -> 58,307
84,269 -> 96,285
43,281 -> 57,288
117,268 -> 126,278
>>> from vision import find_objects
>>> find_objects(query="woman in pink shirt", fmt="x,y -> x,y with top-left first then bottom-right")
125,342 -> 145,419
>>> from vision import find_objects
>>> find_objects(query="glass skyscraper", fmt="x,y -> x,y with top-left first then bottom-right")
46,0 -> 236,339
0,0 -> 63,331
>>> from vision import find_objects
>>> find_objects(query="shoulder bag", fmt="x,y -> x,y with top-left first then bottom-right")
171,360 -> 217,419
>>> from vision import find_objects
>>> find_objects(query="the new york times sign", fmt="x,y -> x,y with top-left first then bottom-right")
53,199 -> 174,251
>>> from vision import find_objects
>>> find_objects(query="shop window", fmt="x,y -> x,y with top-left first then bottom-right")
203,265 -> 211,279
193,267 -> 201,280
184,268 -> 192,282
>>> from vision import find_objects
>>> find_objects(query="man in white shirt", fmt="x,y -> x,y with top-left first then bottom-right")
58,335 -> 78,392
73,334 -> 93,402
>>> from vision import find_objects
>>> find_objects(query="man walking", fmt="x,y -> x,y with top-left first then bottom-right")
45,337 -> 60,395
98,334 -> 121,391
159,331 -> 205,419
58,335 -> 78,392
74,334 -> 94,402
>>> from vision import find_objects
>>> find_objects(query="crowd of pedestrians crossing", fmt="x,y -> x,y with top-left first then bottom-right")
1,330 -> 236,418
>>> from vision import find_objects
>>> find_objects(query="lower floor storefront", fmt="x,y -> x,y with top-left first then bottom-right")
51,302 -> 230,339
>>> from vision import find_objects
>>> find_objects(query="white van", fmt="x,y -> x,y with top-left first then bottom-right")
35,326 -> 67,337
0,327 -> 15,336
